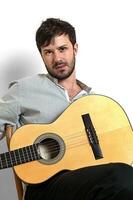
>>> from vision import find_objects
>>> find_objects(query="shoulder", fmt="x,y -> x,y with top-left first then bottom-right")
8,73 -> 49,88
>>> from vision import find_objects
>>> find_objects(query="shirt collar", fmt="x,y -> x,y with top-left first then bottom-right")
46,73 -> 92,93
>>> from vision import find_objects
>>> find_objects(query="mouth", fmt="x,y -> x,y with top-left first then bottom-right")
54,62 -> 67,70
56,64 -> 66,68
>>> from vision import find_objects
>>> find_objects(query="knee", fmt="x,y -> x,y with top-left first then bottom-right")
110,162 -> 133,184
108,163 -> 133,197
111,162 -> 132,173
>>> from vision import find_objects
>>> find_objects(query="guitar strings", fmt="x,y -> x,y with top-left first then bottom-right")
39,139 -> 89,156
0,130 -> 90,165
37,129 -> 88,150
0,127 -> 128,167
38,131 -> 88,153
2,127 -> 112,165
0,139 -> 88,166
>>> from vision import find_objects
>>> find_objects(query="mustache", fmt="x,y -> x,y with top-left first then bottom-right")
53,61 -> 67,68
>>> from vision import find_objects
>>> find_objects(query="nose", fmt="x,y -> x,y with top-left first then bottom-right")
54,51 -> 62,62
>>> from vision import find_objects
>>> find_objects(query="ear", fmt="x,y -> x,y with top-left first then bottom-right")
74,43 -> 78,55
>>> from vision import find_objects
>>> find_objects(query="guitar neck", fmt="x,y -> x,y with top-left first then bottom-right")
0,144 -> 41,169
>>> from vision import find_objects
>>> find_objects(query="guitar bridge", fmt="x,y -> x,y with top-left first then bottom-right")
82,114 -> 103,160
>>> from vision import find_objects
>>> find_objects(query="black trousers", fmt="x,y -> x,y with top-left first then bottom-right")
24,163 -> 133,200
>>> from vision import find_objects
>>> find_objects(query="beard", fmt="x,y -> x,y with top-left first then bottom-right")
45,56 -> 76,80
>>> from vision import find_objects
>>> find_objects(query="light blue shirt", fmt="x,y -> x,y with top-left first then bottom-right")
0,73 -> 92,139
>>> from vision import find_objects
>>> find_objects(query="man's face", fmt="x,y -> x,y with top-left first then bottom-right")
40,34 -> 78,80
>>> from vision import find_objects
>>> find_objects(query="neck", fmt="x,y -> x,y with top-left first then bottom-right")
58,69 -> 77,90
58,71 -> 82,98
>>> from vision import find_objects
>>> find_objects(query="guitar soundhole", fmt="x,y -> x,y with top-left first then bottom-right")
39,138 -> 60,159
36,133 -> 65,165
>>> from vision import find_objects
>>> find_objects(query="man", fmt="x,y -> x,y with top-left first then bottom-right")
0,18 -> 133,200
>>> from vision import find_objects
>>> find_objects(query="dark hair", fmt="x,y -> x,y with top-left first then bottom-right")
36,18 -> 76,52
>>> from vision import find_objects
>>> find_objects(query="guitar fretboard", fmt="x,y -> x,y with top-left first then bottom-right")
0,144 -> 41,169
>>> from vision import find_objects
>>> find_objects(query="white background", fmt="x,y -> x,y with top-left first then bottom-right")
0,0 -> 133,199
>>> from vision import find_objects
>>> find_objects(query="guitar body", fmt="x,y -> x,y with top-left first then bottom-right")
9,94 -> 133,184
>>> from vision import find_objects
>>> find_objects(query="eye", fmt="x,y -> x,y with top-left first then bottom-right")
42,49 -> 53,56
59,46 -> 67,52
44,50 -> 53,55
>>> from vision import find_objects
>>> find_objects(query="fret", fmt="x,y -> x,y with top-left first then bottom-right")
0,144 -> 41,170
27,145 -> 33,160
25,145 -> 36,161
4,153 -> 8,167
0,152 -> 12,169
30,144 -> 37,159
19,148 -> 26,163
10,151 -> 17,165
32,144 -> 41,160
0,155 -> 3,169
22,147 -> 31,162
8,151 -> 13,166
29,144 -> 37,160
22,147 -> 30,162
6,152 -> 15,168
13,149 -> 19,164
0,153 -> 8,168
5,152 -> 14,168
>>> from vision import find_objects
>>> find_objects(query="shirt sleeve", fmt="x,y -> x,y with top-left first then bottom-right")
0,81 -> 21,139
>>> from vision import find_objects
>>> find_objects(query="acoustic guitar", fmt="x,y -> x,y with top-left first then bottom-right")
0,94 -> 133,184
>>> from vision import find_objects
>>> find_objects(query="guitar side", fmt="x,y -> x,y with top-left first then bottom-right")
9,94 -> 133,184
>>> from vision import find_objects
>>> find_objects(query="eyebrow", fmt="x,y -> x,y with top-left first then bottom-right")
42,48 -> 52,52
58,44 -> 68,48
42,44 -> 68,51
